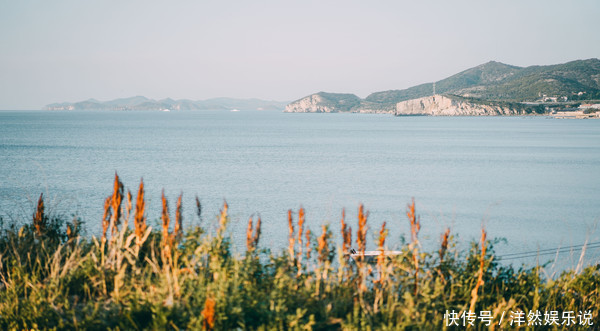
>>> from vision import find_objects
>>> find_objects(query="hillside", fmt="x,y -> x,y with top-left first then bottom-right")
285,59 -> 600,114
45,96 -> 288,111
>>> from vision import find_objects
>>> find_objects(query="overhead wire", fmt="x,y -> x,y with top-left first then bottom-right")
497,241 -> 600,261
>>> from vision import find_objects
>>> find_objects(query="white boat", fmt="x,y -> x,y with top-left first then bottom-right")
230,109 -> 240,112
347,249 -> 402,264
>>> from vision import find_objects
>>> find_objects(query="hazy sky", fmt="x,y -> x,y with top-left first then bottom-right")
1,0 -> 599,109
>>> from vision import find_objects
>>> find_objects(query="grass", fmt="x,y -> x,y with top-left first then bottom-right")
0,174 -> 598,330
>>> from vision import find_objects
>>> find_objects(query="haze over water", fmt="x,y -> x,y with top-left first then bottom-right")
1,110 -> 599,268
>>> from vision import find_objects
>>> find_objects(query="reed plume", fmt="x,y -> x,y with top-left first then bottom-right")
134,179 -> 147,244
33,193 -> 45,237
469,228 -> 487,313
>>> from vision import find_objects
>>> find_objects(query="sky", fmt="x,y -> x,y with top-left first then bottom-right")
0,0 -> 599,109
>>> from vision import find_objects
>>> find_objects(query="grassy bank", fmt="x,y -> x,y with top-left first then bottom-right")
0,174 -> 598,330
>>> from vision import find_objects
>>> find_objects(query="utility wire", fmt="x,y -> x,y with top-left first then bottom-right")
500,241 -> 600,257
497,241 -> 600,261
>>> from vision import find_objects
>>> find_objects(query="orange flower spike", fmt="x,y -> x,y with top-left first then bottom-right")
246,216 -> 254,251
287,209 -> 295,260
202,297 -> 216,330
134,179 -> 147,242
161,190 -> 170,245
439,228 -> 450,262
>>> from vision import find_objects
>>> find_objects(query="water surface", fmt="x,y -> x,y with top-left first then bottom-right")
1,110 -> 599,268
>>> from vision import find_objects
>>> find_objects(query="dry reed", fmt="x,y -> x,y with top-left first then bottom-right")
356,205 -> 369,297
439,228 -> 450,264
66,216 -> 79,242
217,201 -> 228,237
374,221 -> 388,313
161,190 -> 171,248
125,190 -> 132,224
469,228 -> 487,313
316,225 -> 331,295
377,221 -> 387,268
340,209 -> 352,255
101,196 -> 111,242
407,198 -> 420,296
297,207 -> 305,275
174,193 -> 183,243
305,229 -> 312,260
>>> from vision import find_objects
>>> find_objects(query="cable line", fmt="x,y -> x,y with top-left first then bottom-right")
497,241 -> 600,261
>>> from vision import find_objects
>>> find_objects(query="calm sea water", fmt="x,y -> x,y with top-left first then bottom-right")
1,110 -> 599,268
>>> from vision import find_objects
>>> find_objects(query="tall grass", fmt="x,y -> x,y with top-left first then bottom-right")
0,175 -> 598,330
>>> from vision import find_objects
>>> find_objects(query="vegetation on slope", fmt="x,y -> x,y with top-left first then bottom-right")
368,59 -> 600,103
288,59 -> 600,113
0,174 -> 598,330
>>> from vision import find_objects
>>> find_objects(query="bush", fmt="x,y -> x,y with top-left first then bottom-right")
0,175 -> 598,330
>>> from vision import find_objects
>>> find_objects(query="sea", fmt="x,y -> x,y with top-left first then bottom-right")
1,110 -> 599,270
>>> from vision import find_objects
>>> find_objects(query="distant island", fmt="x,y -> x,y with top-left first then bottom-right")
285,58 -> 600,116
44,96 -> 288,111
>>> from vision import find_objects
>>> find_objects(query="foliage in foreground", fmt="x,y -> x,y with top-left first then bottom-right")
0,175 -> 598,330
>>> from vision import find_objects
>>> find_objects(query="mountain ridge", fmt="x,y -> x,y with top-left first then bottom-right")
44,97 -> 289,111
285,58 -> 600,114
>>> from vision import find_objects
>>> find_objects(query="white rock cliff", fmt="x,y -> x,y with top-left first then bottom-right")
284,94 -> 335,113
395,95 -> 522,116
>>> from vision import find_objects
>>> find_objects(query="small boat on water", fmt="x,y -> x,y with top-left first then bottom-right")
230,109 -> 240,112
347,249 -> 402,264
161,108 -> 171,112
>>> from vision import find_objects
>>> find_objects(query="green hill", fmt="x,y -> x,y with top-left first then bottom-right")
286,58 -> 600,113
